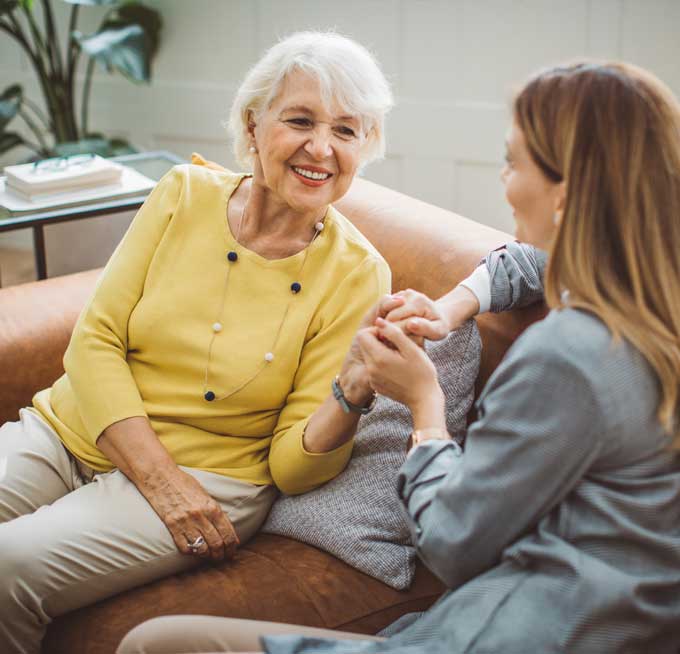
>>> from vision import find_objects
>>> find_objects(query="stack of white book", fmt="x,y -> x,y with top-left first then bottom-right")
0,154 -> 157,214
5,155 -> 123,201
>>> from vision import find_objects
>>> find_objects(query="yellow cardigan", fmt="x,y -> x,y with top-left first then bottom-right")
33,165 -> 391,495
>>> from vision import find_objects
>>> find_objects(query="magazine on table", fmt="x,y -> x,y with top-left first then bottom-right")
0,155 -> 156,215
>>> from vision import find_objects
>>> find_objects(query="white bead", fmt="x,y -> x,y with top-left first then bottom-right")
264,352 -> 274,362
212,322 -> 223,333
249,145 -> 257,153
315,221 -> 324,232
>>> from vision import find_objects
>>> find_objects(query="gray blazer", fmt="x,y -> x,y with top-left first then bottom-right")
264,243 -> 680,654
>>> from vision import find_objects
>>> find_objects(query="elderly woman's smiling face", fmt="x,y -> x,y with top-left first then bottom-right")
251,70 -> 364,213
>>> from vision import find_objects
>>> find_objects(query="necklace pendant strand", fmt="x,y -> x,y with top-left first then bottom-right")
203,186 -> 326,402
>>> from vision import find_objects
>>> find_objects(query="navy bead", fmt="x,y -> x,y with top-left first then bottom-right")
204,391 -> 216,402
227,251 -> 238,262
291,282 -> 302,294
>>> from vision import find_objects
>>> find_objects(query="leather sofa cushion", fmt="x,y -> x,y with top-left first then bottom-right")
43,535 -> 445,654
0,268 -> 101,426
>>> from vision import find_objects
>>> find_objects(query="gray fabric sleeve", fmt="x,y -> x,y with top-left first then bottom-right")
396,330 -> 604,590
484,242 -> 547,312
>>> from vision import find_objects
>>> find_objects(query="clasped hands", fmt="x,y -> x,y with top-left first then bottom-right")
340,289 -> 453,416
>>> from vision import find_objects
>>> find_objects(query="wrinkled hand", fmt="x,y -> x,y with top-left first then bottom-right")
339,295 -> 405,402
381,289 -> 452,341
139,466 -> 239,561
357,318 -> 440,408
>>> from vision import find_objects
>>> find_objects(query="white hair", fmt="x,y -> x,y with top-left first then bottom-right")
228,31 -> 393,170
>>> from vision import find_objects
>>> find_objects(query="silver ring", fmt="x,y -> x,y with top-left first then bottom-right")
188,535 -> 206,552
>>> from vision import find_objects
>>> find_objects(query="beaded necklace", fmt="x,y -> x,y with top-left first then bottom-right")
202,191 -> 325,402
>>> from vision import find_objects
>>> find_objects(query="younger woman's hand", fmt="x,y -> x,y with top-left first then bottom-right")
357,318 -> 441,410
382,289 -> 452,341
382,286 -> 480,342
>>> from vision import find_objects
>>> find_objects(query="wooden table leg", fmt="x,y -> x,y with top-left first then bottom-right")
33,225 -> 47,280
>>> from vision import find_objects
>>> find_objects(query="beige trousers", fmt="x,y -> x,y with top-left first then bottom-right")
0,409 -> 278,654
117,615 -> 385,653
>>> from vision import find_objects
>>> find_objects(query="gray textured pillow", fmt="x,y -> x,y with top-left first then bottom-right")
262,320 -> 481,590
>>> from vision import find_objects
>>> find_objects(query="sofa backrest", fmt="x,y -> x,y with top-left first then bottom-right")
0,177 -> 546,425
336,178 -> 547,394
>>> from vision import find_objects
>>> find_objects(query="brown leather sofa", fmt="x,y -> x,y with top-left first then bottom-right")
0,177 -> 545,654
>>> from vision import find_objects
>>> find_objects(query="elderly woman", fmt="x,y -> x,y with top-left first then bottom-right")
119,62 -> 680,653
0,31 -> 392,654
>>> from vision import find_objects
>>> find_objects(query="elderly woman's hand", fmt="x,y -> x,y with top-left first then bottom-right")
139,466 -> 240,562
339,293 -> 430,395
357,318 -> 444,425
338,294 -> 404,404
98,417 -> 240,562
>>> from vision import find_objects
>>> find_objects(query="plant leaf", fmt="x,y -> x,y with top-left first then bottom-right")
53,137 -> 125,157
52,137 -> 136,157
18,0 -> 33,10
62,0 -> 117,5
108,3 -> 162,58
53,137 -> 109,156
106,137 -> 137,156
0,0 -> 19,15
0,84 -> 23,132
75,25 -> 150,81
0,131 -> 25,156
73,2 -> 162,83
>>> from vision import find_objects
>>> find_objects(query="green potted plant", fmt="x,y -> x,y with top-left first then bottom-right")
0,0 -> 162,160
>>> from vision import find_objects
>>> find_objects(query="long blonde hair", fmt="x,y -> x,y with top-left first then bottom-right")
514,62 -> 680,443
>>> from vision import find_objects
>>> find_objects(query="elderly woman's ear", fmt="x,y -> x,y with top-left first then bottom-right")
247,111 -> 257,134
246,114 -> 258,154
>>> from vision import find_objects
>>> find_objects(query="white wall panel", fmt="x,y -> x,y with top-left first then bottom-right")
456,162 -> 513,235
401,156 -> 456,211
457,0 -> 590,103
362,155 -> 403,193
84,77 -> 235,143
255,0 -> 402,91
620,0 -> 680,97
401,1 -> 463,101
2,0 -> 680,257
388,100 -> 506,162
0,30 -> 25,73
0,229 -> 31,249
153,134 -> 235,170
150,1 -> 257,86
44,210 -> 136,277
586,0 -> 622,58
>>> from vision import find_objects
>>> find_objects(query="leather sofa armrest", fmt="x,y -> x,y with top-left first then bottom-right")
0,269 -> 101,425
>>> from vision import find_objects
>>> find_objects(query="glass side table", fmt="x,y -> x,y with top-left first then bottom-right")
0,150 -> 186,280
